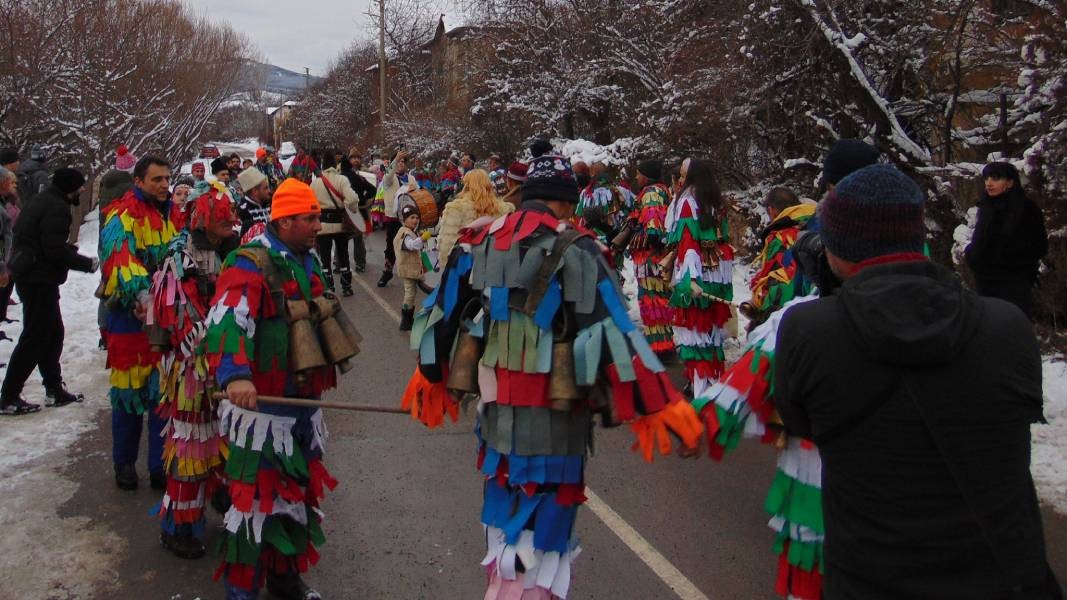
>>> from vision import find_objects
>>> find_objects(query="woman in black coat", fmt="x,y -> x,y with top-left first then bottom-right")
964,161 -> 1048,318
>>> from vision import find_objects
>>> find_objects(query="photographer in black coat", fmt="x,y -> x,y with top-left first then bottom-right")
775,164 -> 1060,599
0,168 -> 97,415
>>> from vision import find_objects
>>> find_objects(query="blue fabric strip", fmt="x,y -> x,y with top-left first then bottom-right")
598,279 -> 635,334
533,278 -> 562,330
490,287 -> 510,321
443,253 -> 473,319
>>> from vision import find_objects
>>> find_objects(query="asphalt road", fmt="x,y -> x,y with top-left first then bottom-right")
59,229 -> 1067,599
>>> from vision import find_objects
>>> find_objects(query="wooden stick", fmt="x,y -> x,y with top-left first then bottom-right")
213,392 -> 408,414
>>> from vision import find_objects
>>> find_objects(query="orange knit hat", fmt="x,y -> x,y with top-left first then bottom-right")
255,147 -> 267,160
270,178 -> 321,221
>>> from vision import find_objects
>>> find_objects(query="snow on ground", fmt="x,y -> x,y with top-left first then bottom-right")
0,210 -> 123,597
1034,357 -> 1067,514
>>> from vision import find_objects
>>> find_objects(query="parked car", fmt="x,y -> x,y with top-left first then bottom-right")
199,144 -> 220,158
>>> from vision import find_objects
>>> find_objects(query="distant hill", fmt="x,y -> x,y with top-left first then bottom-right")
255,62 -> 322,95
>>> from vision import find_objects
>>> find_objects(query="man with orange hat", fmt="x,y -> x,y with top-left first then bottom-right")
205,178 -> 340,600
148,183 -> 240,560
254,147 -> 280,193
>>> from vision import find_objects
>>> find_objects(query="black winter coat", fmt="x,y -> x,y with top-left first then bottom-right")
12,185 -> 94,286
774,260 -> 1059,600
17,158 -> 51,200
965,191 -> 1047,284
341,165 -> 377,208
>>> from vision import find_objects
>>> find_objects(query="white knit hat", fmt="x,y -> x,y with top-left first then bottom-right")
237,166 -> 267,192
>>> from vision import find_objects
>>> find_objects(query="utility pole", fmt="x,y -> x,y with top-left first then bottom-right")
378,0 -> 387,150
304,67 -> 312,152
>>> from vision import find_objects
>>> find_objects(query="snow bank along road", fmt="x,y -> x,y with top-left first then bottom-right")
0,225 -> 1064,598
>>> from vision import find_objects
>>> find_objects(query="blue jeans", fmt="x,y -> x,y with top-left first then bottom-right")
111,407 -> 165,473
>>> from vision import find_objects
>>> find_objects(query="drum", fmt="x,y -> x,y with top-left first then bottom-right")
410,188 -> 439,227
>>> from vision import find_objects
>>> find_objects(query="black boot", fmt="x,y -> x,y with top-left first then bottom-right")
0,397 -> 41,416
266,572 -> 321,600
399,306 -> 414,331
44,382 -> 83,407
115,463 -> 138,491
160,524 -> 206,559
377,269 -> 393,288
338,268 -> 353,297
322,269 -> 335,293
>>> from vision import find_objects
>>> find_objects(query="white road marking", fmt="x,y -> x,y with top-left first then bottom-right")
356,269 -> 709,600
351,273 -> 403,323
584,487 -> 710,600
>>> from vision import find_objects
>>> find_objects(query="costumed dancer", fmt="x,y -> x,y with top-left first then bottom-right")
400,141 -> 702,599
150,185 -> 240,559
207,178 -> 358,600
664,159 -> 734,387
101,155 -> 184,491
627,159 -> 674,355
575,164 -> 635,236
742,187 -> 815,329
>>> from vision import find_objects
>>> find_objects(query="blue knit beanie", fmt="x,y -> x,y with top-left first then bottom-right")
818,164 -> 924,263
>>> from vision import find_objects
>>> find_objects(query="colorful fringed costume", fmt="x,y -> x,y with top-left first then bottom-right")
402,202 -> 702,599
665,188 -> 734,386
748,204 -> 815,320
205,228 -> 339,595
100,187 -> 183,474
149,198 -> 240,544
575,177 -> 635,234
695,296 -> 823,600
628,183 -> 674,354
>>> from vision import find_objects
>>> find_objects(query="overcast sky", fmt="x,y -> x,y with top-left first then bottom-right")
181,0 -> 377,75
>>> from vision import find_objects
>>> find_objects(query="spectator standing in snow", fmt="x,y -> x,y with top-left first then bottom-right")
0,167 -> 16,323
311,153 -> 360,296
17,145 -> 51,202
459,152 -> 475,176
190,161 -> 206,184
438,158 -> 462,205
288,144 -> 317,184
210,157 -> 232,186
436,168 -> 514,264
1,168 -> 97,416
254,147 -> 278,192
774,164 -> 1061,599
226,152 -> 241,181
235,167 -> 271,243
0,147 -> 18,175
377,149 -> 417,287
500,161 -> 527,210
964,161 -> 1048,318
341,149 -> 376,273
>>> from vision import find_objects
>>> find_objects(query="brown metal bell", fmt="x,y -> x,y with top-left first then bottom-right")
447,330 -> 482,395
548,340 -> 583,409
319,315 -> 358,373
289,318 -> 328,375
146,323 -> 171,353
331,303 -> 363,346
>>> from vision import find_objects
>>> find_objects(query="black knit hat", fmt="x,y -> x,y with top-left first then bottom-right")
818,164 -> 924,263
400,204 -> 419,220
52,168 -> 86,195
210,157 -> 228,175
637,159 -> 662,182
521,140 -> 579,204
820,139 -> 881,188
0,147 -> 18,165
